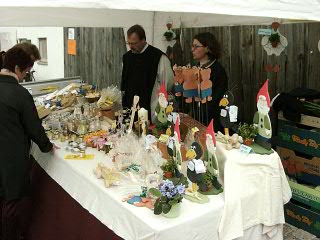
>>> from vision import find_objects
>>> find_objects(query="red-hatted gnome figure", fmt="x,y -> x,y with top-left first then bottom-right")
155,82 -> 168,125
203,119 -> 222,191
253,79 -> 272,150
173,117 -> 182,168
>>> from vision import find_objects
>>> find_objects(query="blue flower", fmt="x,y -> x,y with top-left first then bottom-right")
176,184 -> 186,194
158,180 -> 185,199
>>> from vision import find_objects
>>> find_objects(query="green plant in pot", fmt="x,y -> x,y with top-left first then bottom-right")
161,159 -> 176,178
238,123 -> 258,146
198,172 -> 214,192
269,32 -> 280,47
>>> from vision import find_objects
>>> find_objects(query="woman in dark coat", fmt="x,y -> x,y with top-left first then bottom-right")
0,46 -> 53,240
191,32 -> 228,131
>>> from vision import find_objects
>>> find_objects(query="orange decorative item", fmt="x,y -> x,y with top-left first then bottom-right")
173,65 -> 184,97
200,68 -> 212,103
182,68 -> 199,103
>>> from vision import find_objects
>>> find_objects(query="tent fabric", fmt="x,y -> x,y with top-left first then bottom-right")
0,0 -> 320,27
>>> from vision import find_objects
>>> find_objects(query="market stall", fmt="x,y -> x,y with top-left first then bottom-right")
2,1 -> 319,240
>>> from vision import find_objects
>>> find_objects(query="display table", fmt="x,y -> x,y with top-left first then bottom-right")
30,142 -> 224,240
29,140 -> 291,240
216,142 -> 292,240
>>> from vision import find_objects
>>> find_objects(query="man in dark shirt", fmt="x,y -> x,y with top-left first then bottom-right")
121,24 -> 173,121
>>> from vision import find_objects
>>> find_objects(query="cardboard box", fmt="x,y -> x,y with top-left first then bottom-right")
277,147 -> 320,185
276,119 -> 320,158
36,105 -> 51,119
285,201 -> 320,237
287,178 -> 320,211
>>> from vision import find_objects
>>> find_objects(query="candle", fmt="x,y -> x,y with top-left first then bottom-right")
138,108 -> 148,123
138,108 -> 148,136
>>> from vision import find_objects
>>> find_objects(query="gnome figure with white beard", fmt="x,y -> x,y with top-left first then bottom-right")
203,119 -> 222,191
253,79 -> 272,150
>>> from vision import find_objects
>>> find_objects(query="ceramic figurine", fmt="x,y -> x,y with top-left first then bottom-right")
253,79 -> 272,150
203,119 -> 222,190
155,82 -> 168,124
219,91 -> 238,136
186,142 -> 205,191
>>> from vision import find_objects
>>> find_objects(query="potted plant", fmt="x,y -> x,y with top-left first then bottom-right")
269,32 -> 280,48
160,159 -> 176,178
163,31 -> 174,41
149,177 -> 187,218
238,123 -> 258,146
198,172 -> 214,192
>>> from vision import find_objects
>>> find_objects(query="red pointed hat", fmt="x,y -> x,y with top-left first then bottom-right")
206,119 -> 216,146
257,79 -> 271,107
158,82 -> 168,101
174,117 -> 181,142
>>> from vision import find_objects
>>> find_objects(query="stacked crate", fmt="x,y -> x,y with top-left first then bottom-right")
276,112 -> 320,236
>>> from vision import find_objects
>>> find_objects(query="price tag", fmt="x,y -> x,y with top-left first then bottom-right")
167,114 -> 173,122
229,105 -> 238,123
220,109 -> 227,117
239,144 -> 253,154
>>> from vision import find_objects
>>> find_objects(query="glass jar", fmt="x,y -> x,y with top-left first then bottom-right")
77,119 -> 87,135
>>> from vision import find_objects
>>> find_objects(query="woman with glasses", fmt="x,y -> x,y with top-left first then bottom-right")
191,32 -> 228,131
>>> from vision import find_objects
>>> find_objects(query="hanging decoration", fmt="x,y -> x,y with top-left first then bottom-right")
261,22 -> 288,56
163,17 -> 176,42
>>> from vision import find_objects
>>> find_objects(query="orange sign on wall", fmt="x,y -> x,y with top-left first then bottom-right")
68,39 -> 76,55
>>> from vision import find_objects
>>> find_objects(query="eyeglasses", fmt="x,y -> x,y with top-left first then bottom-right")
126,41 -> 140,46
191,44 -> 205,49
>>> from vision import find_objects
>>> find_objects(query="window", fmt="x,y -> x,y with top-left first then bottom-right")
19,38 -> 31,43
38,38 -> 48,64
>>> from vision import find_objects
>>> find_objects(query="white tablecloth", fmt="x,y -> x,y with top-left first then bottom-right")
32,142 -> 224,240
216,142 -> 292,240
32,140 -> 290,240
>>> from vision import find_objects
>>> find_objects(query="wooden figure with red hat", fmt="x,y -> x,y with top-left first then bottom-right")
253,79 -> 272,150
173,117 -> 182,169
155,82 -> 169,125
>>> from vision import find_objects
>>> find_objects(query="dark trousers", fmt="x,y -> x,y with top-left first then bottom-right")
0,198 -> 22,240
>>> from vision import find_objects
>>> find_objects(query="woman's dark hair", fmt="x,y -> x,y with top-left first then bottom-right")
193,32 -> 222,60
15,42 -> 41,61
127,25 -> 146,41
3,46 -> 33,73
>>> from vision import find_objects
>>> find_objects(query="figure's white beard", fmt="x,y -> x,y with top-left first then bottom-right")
257,99 -> 269,115
206,136 -> 216,154
159,94 -> 168,108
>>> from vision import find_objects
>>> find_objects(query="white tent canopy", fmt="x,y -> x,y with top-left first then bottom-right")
2,0 -> 319,48
1,0 -> 320,28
